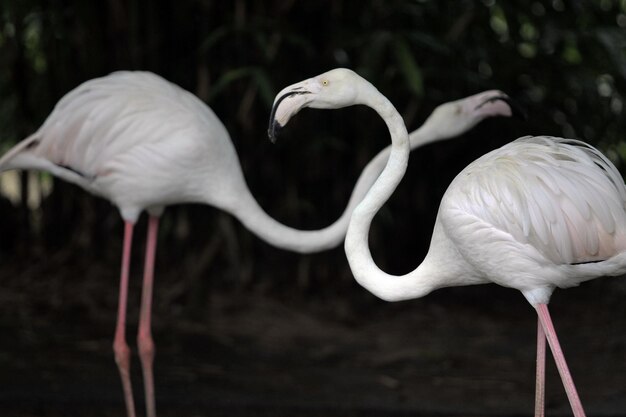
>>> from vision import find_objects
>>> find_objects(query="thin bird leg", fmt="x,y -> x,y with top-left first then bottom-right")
138,215 -> 159,417
113,221 -> 137,417
535,317 -> 546,417
536,304 -> 586,417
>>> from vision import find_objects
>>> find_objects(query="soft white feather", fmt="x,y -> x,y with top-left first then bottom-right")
272,69 -> 619,415
442,135 -> 626,300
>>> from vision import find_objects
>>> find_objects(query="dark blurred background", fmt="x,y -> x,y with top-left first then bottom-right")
0,1 -> 625,416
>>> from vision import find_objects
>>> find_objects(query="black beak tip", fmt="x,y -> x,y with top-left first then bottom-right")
480,95 -> 528,121
500,96 -> 528,121
268,121 -> 283,144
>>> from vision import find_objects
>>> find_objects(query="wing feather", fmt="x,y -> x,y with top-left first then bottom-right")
30,71 -> 215,179
445,136 -> 626,264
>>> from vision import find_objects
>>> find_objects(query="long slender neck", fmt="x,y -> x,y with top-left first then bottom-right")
344,92 -> 441,302
353,107 -> 471,194
214,89 -> 464,257
222,137 -> 386,254
223,93 -> 446,255
227,184 -> 358,253
408,117 -> 444,150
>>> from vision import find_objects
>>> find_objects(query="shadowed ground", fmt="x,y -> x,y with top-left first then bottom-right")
0,259 -> 625,417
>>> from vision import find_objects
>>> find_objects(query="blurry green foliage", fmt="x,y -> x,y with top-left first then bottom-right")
0,0 -> 625,297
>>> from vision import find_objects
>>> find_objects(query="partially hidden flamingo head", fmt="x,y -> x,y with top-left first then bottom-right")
268,68 -> 375,142
424,90 -> 525,140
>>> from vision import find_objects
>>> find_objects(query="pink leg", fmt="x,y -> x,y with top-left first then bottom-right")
535,317 -> 546,417
113,221 -> 137,417
138,215 -> 159,417
536,304 -> 586,417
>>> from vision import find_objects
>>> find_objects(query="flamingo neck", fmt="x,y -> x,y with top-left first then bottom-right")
222,150 -> 384,254
218,88 -> 418,255
408,116 -> 446,150
343,92 -> 444,302
227,186 -> 352,253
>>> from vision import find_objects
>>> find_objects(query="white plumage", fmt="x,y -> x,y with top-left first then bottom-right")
270,68 -> 624,417
442,136 -> 626,304
3,71 -> 241,221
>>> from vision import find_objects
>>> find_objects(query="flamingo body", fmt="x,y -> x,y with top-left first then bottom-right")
2,71 -> 242,221
269,68 -> 625,417
440,136 -> 626,304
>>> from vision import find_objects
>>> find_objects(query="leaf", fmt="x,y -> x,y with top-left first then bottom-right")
404,31 -> 450,55
594,28 -> 626,80
198,26 -> 232,54
206,67 -> 255,103
206,67 -> 275,108
392,36 -> 424,97
357,30 -> 392,81
252,69 -> 274,107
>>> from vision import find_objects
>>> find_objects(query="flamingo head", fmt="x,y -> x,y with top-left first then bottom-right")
423,90 -> 525,140
268,68 -> 375,142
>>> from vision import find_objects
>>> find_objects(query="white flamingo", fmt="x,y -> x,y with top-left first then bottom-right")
0,71 -> 512,417
269,67 -> 626,417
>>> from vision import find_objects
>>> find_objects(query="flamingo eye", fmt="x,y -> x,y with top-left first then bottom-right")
322,79 -> 329,86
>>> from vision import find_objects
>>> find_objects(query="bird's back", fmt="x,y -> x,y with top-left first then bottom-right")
1,71 -> 247,220
30,72 -> 229,177
442,136 -> 626,266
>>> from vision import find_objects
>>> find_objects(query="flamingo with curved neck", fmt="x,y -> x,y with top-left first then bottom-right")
269,68 -> 625,417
